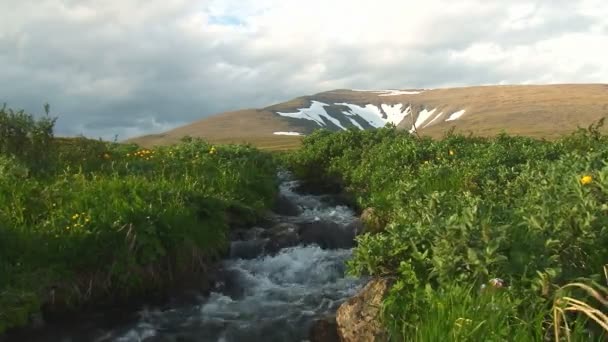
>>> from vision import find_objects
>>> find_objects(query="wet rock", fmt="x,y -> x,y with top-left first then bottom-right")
298,221 -> 355,249
229,239 -> 269,259
360,208 -> 385,233
345,219 -> 365,236
212,268 -> 245,299
273,194 -> 301,216
265,223 -> 300,254
229,226 -> 267,241
268,222 -> 299,235
336,278 -> 394,342
309,315 -> 340,342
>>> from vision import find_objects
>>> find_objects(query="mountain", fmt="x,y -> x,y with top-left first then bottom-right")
128,84 -> 608,149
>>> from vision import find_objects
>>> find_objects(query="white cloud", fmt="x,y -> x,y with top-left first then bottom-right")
0,0 -> 606,139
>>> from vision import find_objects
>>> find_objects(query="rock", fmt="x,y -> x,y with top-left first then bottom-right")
265,223 -> 300,254
309,315 -> 340,342
229,239 -> 269,259
231,226 -> 266,241
268,222 -> 299,235
360,208 -> 385,233
212,268 -> 246,299
345,219 -> 365,236
336,278 -> 394,342
298,221 -> 355,249
273,194 -> 302,216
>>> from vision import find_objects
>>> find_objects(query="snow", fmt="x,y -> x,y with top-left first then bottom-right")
338,103 -> 408,128
350,89 -> 424,96
377,90 -> 423,96
410,108 -> 437,132
381,104 -> 410,124
273,132 -> 304,136
338,103 -> 385,128
422,111 -> 444,128
276,100 -> 411,131
445,109 -> 466,121
277,101 -> 347,130
347,117 -> 364,130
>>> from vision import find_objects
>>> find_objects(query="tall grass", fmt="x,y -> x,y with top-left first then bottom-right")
0,106 -> 279,334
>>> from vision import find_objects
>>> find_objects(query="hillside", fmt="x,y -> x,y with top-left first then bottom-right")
128,84 -> 608,148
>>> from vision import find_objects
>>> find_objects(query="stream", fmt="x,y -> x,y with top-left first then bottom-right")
7,172 -> 364,342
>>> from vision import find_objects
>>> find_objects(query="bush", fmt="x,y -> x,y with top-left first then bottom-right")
287,124 -> 608,339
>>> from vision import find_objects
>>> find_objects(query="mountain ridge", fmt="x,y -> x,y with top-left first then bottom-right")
128,84 -> 608,149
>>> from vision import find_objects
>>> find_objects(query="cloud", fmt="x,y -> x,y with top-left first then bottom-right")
0,0 -> 606,139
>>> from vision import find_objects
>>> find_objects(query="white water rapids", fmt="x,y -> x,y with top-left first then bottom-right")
98,172 -> 364,342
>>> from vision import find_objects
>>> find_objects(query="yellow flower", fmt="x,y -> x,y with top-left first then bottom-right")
449,150 -> 455,156
454,317 -> 473,328
126,153 -> 131,157
423,160 -> 429,164
580,175 -> 593,185
103,153 -> 111,160
72,213 -> 79,220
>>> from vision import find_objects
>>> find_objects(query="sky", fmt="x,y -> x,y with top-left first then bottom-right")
1,0 -> 607,140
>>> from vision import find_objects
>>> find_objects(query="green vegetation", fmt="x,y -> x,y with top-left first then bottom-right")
287,123 -> 608,340
0,106 -> 278,334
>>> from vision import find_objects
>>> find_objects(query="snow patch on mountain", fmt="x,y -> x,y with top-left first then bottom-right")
338,103 -> 386,128
277,101 -> 347,130
423,111 -> 444,128
445,109 -> 466,121
347,118 -> 364,130
409,108 -> 437,132
273,132 -> 304,136
378,90 -> 423,96
275,100 -> 462,132
351,89 -> 423,96
381,104 -> 411,124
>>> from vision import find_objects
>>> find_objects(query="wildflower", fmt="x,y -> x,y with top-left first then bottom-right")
423,160 -> 429,164
103,153 -> 111,160
580,175 -> 593,185
126,153 -> 131,157
489,278 -> 505,288
72,213 -> 79,220
449,150 -> 455,156
454,317 -> 473,328
209,147 -> 217,155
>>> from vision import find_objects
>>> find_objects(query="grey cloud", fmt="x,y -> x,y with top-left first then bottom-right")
0,0 -> 606,140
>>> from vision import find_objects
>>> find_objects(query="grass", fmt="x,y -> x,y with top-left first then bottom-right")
0,107 -> 280,334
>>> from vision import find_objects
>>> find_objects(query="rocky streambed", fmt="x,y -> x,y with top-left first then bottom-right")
6,172 -> 380,342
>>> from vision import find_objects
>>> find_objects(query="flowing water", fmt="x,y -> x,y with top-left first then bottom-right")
8,172 -> 364,342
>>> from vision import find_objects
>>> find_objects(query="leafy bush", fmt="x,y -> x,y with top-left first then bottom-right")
287,123 -> 608,339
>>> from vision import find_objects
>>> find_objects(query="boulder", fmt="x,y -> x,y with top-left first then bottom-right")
273,194 -> 301,216
309,315 -> 340,342
212,268 -> 246,299
360,208 -> 385,233
229,239 -> 269,259
336,278 -> 394,342
345,219 -> 365,236
265,223 -> 300,254
298,221 -> 355,249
